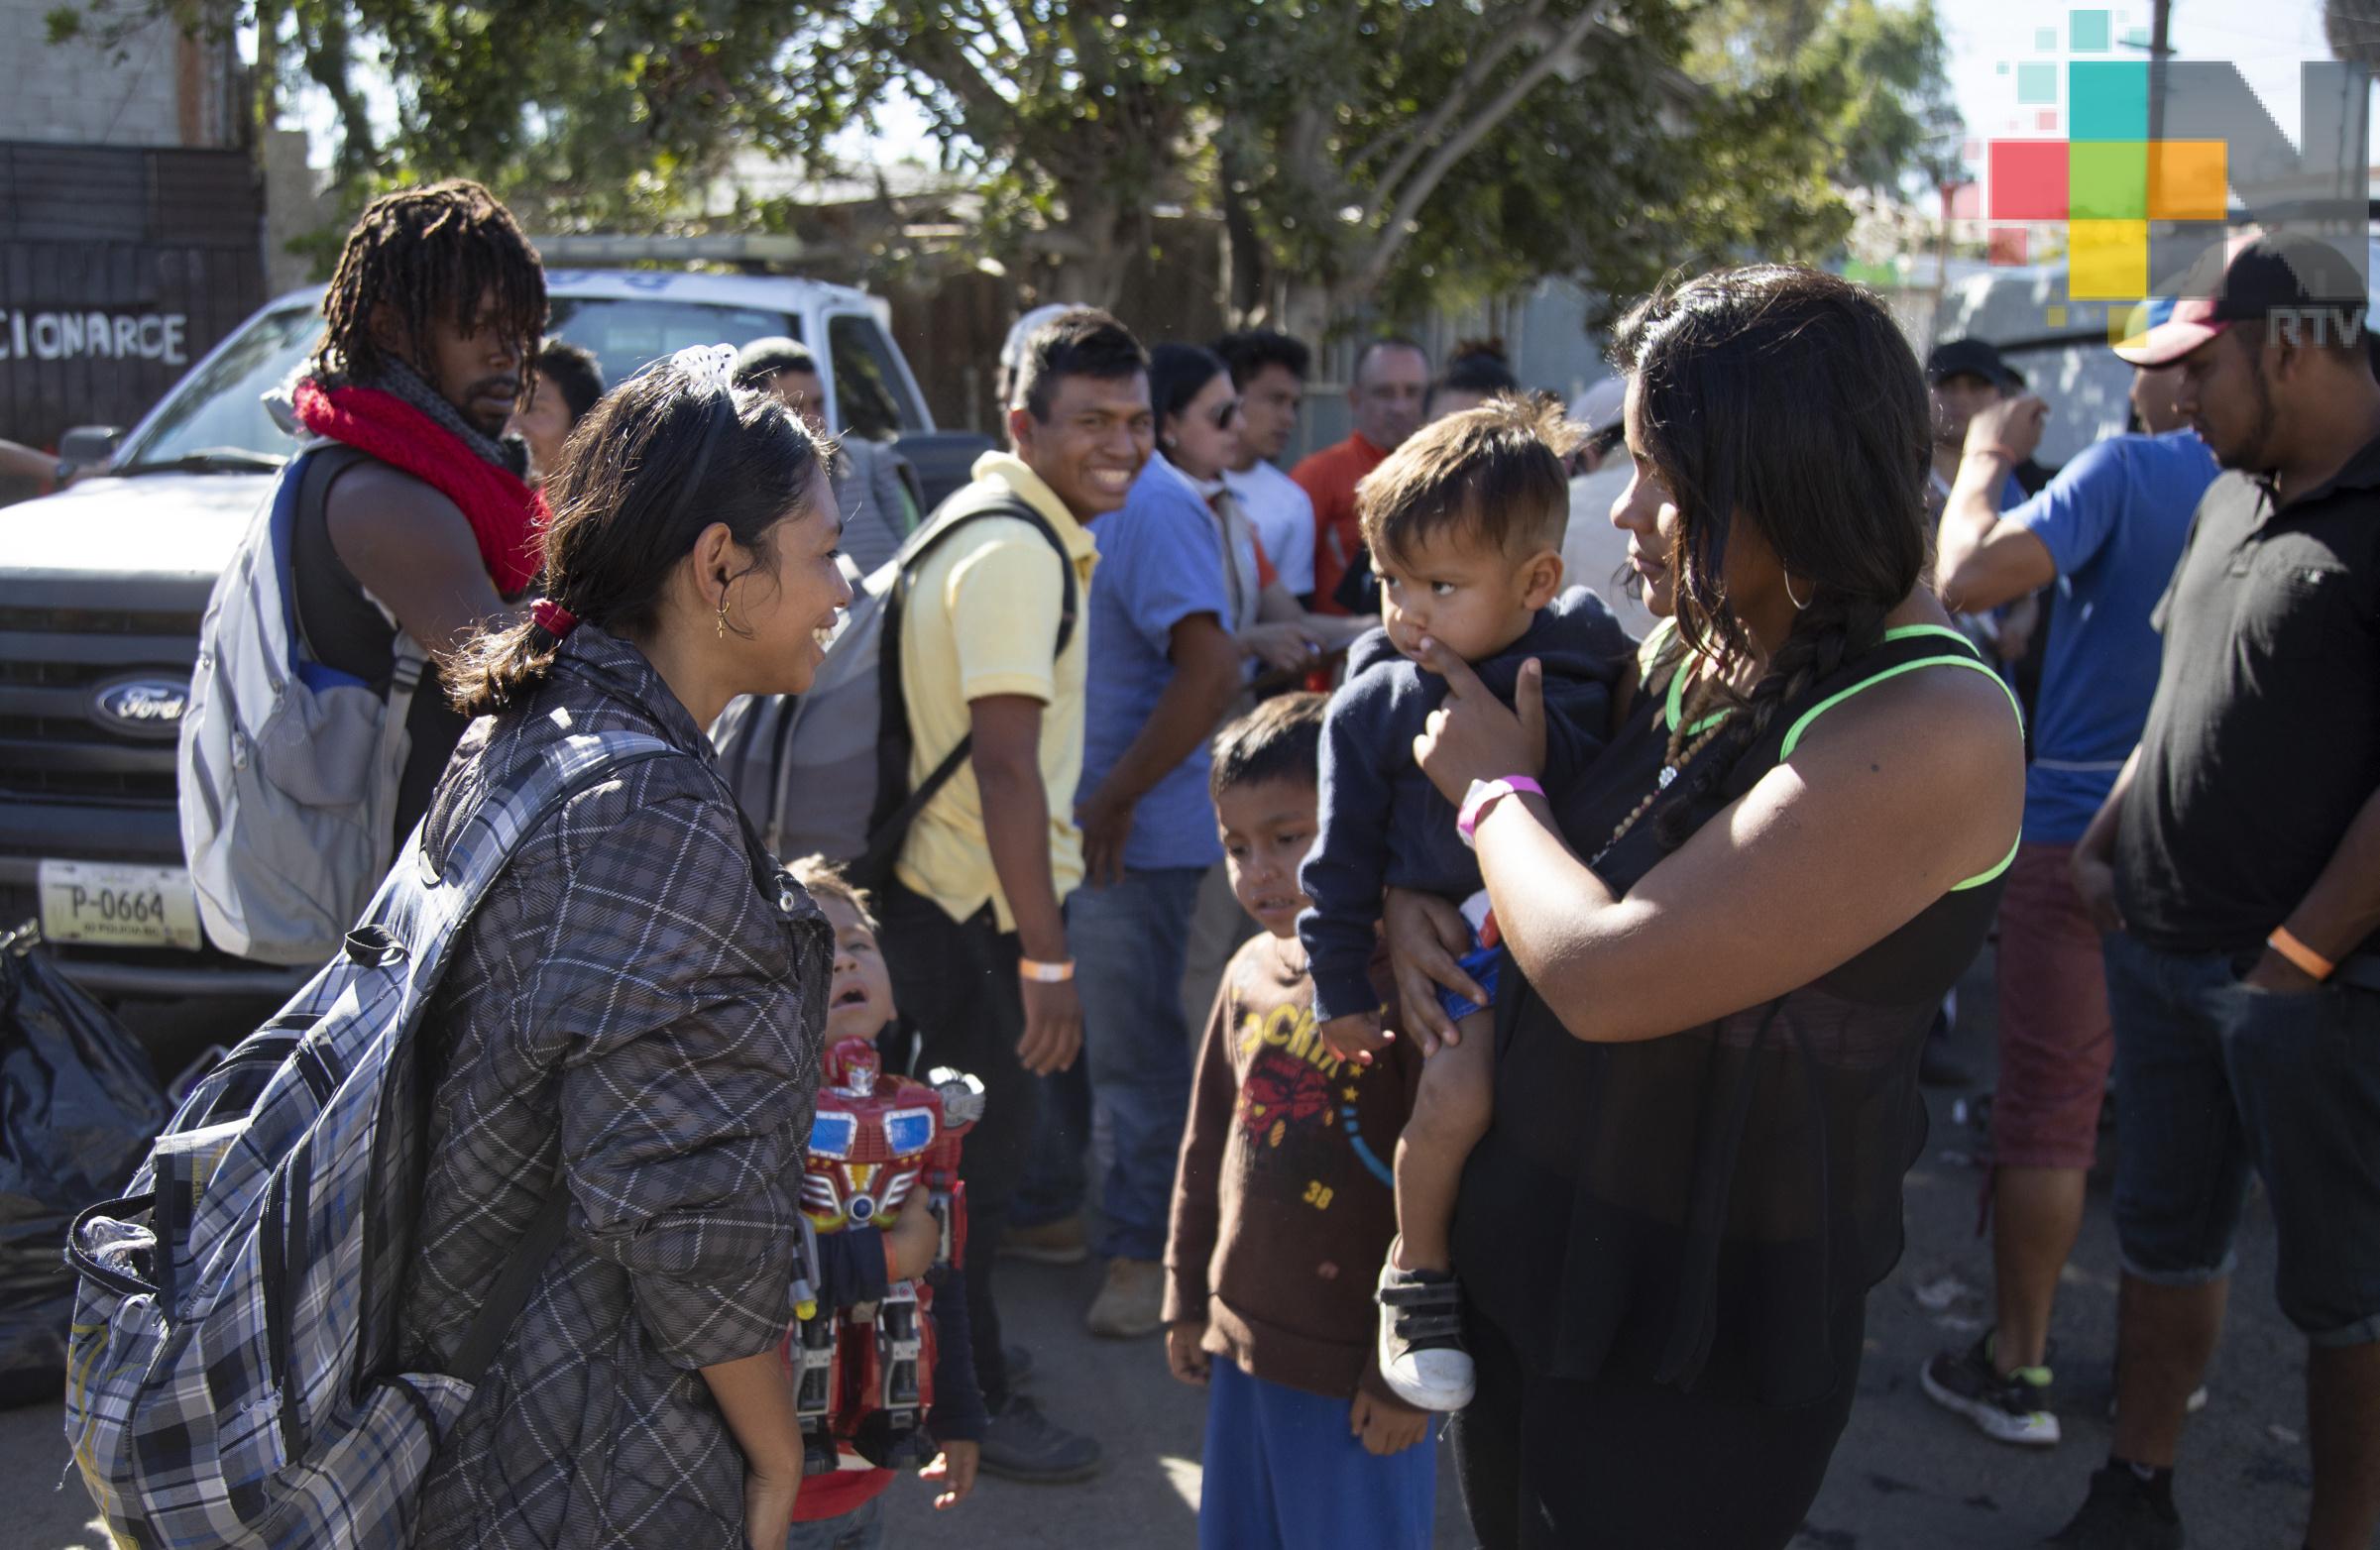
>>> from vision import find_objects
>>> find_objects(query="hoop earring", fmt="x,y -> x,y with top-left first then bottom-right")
1784,571 -> 1810,611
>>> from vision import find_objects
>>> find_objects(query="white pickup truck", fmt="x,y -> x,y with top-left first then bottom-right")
0,268 -> 981,1000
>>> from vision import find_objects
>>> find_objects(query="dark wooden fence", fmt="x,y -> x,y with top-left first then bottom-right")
0,142 -> 265,473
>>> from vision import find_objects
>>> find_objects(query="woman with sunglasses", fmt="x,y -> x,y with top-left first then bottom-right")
1141,343 -> 1371,682
401,348 -> 854,1550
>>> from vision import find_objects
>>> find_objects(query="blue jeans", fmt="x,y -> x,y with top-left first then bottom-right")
784,1493 -> 883,1550
1011,1059 -> 1093,1229
1199,1361 -> 1435,1550
1070,865 -> 1206,1261
2105,931 -> 2380,1345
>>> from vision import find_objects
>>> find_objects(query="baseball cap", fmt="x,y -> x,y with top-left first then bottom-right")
2112,231 -> 2369,367
1925,337 -> 2020,390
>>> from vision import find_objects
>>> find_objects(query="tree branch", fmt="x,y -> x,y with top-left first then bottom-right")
1358,0 -> 1546,182
899,6 -> 1016,142
1354,0 -> 1610,295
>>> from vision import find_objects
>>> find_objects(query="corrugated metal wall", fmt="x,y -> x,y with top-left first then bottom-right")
0,142 -> 263,458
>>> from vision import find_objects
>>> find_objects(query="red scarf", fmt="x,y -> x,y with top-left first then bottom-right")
293,378 -> 548,596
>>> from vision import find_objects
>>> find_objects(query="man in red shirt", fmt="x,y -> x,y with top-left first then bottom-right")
1294,337 -> 1429,613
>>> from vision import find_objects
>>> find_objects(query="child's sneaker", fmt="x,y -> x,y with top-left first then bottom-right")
1376,1261 -> 1474,1410
1920,1330 -> 2059,1446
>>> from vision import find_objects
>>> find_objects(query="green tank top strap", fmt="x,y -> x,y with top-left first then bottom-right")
1773,623 -> 2024,892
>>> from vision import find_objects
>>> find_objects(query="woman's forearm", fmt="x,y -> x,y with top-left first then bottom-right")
1470,791 -> 1625,1033
700,1346 -> 805,1477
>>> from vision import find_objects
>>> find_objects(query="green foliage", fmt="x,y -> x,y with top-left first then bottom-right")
40,0 -> 1960,327
1691,0 -> 1962,192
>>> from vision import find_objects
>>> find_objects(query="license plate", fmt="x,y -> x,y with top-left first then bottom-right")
38,860 -> 201,950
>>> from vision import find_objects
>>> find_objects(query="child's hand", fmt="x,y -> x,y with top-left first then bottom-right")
1350,1388 -> 1432,1456
1318,1009 -> 1388,1063
920,1440 -> 978,1509
887,1196 -> 941,1281
1412,641 -> 1546,804
1166,1322 -> 1211,1386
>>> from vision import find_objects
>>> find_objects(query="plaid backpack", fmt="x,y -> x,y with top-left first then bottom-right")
62,729 -> 674,1550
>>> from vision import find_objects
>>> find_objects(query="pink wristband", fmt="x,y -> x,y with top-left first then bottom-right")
1456,776 -> 1545,848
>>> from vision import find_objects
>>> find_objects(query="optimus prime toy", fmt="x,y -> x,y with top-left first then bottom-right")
784,1035 -> 983,1475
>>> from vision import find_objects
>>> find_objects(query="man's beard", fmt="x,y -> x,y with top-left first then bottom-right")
2210,362 -> 2279,474
454,374 -> 520,438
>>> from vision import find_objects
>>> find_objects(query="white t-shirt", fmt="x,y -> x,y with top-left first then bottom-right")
1223,460 -> 1316,599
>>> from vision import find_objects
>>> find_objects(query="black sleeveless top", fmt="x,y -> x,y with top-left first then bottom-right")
1452,621 -> 2019,1408
287,448 -> 477,846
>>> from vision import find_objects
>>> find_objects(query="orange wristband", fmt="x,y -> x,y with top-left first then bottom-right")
1019,956 -> 1075,983
2267,926 -> 2335,982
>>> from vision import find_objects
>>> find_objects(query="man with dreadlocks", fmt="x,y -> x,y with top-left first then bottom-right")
288,178 -> 549,843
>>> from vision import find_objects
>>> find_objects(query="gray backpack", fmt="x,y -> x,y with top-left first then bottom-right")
65,729 -> 676,1550
177,444 -> 423,965
713,484 -> 1076,886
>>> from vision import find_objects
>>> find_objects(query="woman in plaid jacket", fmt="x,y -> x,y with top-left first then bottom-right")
396,350 -> 857,1550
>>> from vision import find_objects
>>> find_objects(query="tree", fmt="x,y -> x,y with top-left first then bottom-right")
793,0 -> 1959,331
50,0 -> 1959,335
2328,0 -> 2380,67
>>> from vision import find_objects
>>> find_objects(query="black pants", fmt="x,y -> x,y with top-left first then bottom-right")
874,876 -> 1036,1413
1450,1303 -> 1863,1549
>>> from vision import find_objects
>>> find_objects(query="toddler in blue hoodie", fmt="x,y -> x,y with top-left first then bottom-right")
1300,396 -> 1629,1413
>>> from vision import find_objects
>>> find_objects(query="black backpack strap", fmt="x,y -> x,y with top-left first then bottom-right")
284,441 -> 385,683
856,490 -> 1078,887
449,1186 -> 569,1384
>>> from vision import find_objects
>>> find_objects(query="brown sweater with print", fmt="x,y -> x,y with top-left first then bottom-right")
1164,930 -> 1422,1401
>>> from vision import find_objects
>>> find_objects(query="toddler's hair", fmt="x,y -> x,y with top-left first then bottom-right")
788,855 -> 877,932
1209,693 -> 1327,801
1356,393 -> 1575,568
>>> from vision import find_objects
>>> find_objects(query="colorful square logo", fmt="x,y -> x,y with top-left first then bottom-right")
1982,14 -> 2368,304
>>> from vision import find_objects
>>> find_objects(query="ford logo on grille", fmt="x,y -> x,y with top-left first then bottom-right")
90,676 -> 188,739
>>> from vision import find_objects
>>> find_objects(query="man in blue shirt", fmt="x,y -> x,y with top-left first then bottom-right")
1920,315 -> 2217,1450
1071,445 -> 1247,1338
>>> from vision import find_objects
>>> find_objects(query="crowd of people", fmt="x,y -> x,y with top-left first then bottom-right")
93,173 -> 2380,1550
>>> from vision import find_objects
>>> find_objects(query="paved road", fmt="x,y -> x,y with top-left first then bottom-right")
3,951 -> 2315,1548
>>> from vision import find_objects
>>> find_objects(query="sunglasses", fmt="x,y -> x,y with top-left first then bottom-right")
1208,397 -> 1243,430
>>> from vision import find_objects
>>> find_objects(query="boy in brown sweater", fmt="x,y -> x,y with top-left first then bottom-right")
1163,694 -> 1435,1549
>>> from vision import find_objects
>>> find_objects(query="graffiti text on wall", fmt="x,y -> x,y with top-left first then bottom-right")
0,310 -> 189,365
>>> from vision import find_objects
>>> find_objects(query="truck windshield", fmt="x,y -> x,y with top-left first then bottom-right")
115,296 -> 801,471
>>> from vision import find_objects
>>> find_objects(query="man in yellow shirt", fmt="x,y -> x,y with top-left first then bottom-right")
874,308 -> 1152,1483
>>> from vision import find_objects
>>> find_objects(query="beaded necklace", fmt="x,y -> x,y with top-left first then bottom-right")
1590,659 -> 1734,869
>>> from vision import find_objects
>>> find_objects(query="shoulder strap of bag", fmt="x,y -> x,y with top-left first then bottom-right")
858,492 -> 1078,882
283,441 -> 380,674
449,1186 -> 568,1383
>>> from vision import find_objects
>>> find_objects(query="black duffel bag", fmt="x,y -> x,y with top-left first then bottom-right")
0,927 -> 165,1407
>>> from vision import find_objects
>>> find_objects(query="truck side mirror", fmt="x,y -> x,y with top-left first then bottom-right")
58,426 -> 123,470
